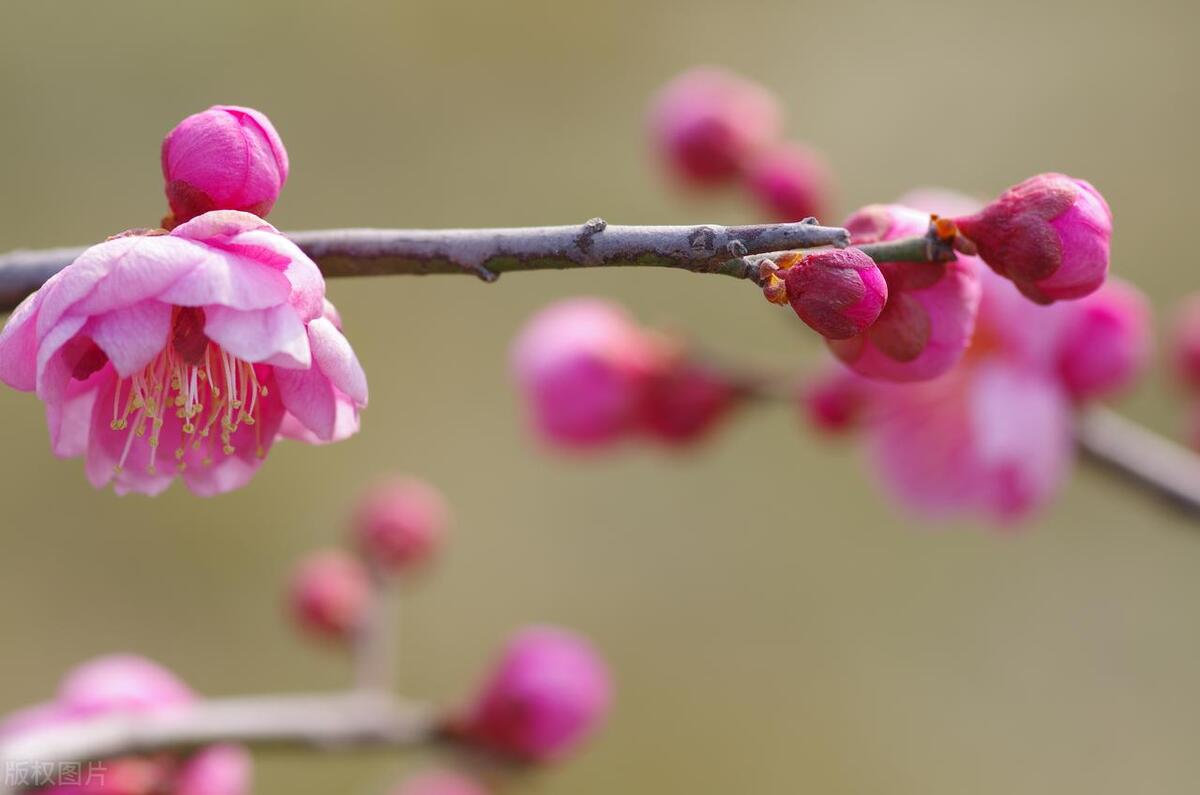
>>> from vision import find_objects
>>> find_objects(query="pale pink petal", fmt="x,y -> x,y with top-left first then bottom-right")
174,744 -> 252,795
275,366 -> 337,441
36,237 -> 143,338
35,315 -> 87,402
46,366 -> 110,458
88,300 -> 172,377
66,236 -> 212,318
203,304 -> 310,368
170,210 -> 276,244
0,290 -> 43,391
278,392 -> 360,445
307,317 -> 368,405
156,248 -> 292,310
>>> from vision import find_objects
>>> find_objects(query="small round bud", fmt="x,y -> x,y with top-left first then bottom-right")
743,141 -> 834,222
287,550 -> 371,641
1054,279 -> 1150,401
639,358 -> 739,445
800,368 -> 866,433
57,655 -> 194,718
779,249 -> 888,340
954,173 -> 1111,303
454,626 -> 612,763
1171,295 -> 1200,391
174,745 -> 253,795
352,476 -> 449,573
392,770 -> 490,795
649,67 -> 781,186
162,105 -> 289,225
511,299 -> 656,449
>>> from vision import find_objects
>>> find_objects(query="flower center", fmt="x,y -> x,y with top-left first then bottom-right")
109,307 -> 267,476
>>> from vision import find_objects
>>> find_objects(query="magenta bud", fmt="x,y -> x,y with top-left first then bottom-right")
1172,295 -> 1200,391
162,105 -> 289,225
954,173 -> 1111,303
352,476 -> 449,573
1054,278 -> 1150,401
57,654 -> 194,718
639,359 -> 739,445
649,67 -> 781,186
800,368 -> 867,433
780,249 -> 888,339
173,745 -> 253,795
743,141 -> 834,222
455,626 -> 612,763
392,770 -> 490,795
287,550 -> 371,642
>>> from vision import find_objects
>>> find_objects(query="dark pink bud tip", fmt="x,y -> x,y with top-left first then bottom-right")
352,476 -> 450,574
781,249 -> 888,340
954,173 -> 1111,303
287,550 -> 371,642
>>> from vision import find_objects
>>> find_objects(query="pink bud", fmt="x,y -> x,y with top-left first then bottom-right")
173,745 -> 252,795
352,476 -> 449,573
392,770 -> 490,795
1054,278 -> 1150,401
287,550 -> 371,641
743,141 -> 833,222
57,655 -> 194,718
799,368 -> 867,433
511,299 -> 656,449
955,173 -> 1111,303
162,106 -> 289,225
639,359 -> 739,445
455,626 -> 612,763
41,756 -> 174,795
780,249 -> 887,339
649,67 -> 781,186
1171,295 -> 1200,391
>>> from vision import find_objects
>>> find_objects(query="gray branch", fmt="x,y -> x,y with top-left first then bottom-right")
0,691 -> 440,794
0,219 -> 850,313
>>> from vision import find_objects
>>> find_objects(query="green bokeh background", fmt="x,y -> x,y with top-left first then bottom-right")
2,0 -> 1199,792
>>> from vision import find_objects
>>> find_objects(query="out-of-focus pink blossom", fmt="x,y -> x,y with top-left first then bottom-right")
649,67 -> 781,186
454,626 -> 612,763
392,770 -> 490,795
0,211 -> 368,496
778,248 -> 887,340
744,141 -> 834,223
828,204 -> 982,381
511,299 -> 657,448
162,106 -> 289,226
639,358 -> 739,445
1170,295 -> 1200,391
955,173 -> 1111,303
57,655 -> 193,718
352,476 -> 449,573
799,368 -> 866,434
1053,280 -> 1150,401
288,549 -> 371,641
173,745 -> 252,795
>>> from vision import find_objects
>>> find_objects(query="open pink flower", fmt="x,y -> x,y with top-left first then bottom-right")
0,210 -> 367,496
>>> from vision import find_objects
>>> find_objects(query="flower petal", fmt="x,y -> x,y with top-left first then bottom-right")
203,304 -> 311,368
308,317 -> 368,406
0,291 -> 43,390
89,300 -> 172,378
275,366 -> 337,441
47,366 -> 110,458
156,248 -> 292,310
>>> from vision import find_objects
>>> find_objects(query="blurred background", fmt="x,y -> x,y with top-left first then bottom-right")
2,0 -> 1199,792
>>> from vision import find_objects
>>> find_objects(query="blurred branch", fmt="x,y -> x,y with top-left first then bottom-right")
0,691 -> 442,795
352,560 -> 396,693
0,219 -> 851,313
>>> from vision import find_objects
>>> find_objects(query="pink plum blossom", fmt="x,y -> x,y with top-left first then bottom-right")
162,106 -> 289,226
352,476 -> 450,573
453,625 -> 612,762
638,357 -> 740,445
288,549 -> 371,641
743,141 -> 834,223
954,173 -> 1112,303
827,204 -> 983,382
649,67 -> 781,186
173,745 -> 253,795
776,248 -> 887,340
0,211 -> 368,496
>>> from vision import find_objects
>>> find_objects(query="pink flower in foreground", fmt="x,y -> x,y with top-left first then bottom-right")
774,248 -> 888,340
805,266 -> 1149,523
649,67 -> 781,186
0,656 -> 250,795
288,549 -> 371,641
828,204 -> 983,382
954,173 -> 1112,304
162,106 -> 289,226
392,770 -> 490,795
454,626 -> 612,763
0,211 -> 368,496
743,141 -> 834,223
352,476 -> 450,573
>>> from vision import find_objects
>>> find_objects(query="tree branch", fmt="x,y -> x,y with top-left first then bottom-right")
0,691 -> 442,794
0,219 -> 851,313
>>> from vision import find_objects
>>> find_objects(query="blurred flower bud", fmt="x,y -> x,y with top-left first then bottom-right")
454,626 -> 612,763
639,357 -> 739,445
288,550 -> 371,641
352,476 -> 449,573
954,173 -> 1111,303
162,106 -> 289,225
800,368 -> 867,433
57,655 -> 194,718
392,770 -> 490,795
779,249 -> 887,340
743,141 -> 833,222
1171,295 -> 1200,391
173,745 -> 252,795
511,299 -> 656,449
1054,278 -> 1150,401
649,67 -> 781,186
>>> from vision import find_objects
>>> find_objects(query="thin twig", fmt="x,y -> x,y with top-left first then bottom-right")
352,560 -> 395,693
0,220 -> 851,313
0,691 -> 441,795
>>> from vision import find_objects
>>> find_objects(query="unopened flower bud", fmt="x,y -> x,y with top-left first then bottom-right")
649,67 -> 781,186
352,476 -> 449,573
288,550 -> 371,641
744,141 -> 833,222
1171,295 -> 1200,391
392,770 -> 490,795
779,249 -> 887,339
954,173 -> 1111,303
639,358 -> 739,445
800,368 -> 867,433
454,626 -> 612,763
162,106 -> 289,225
57,654 -> 194,717
174,745 -> 253,795
1054,279 -> 1150,401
